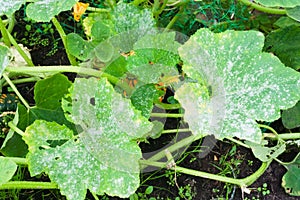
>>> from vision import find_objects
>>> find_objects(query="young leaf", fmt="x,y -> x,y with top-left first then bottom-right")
18,73 -> 74,131
264,25 -> 300,70
274,17 -> 300,28
130,84 -> 161,118
254,0 -> 300,8
282,101 -> 300,129
245,141 -> 286,162
26,0 -> 78,22
175,28 -> 300,143
282,154 -> 300,196
0,157 -> 17,185
34,73 -> 72,109
127,49 -> 179,84
287,6 -> 300,22
66,33 -> 95,61
0,0 -> 25,16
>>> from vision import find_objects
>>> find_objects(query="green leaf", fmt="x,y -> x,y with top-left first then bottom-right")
25,78 -> 152,199
127,49 -> 179,84
254,0 -> 300,8
94,40 -> 114,63
245,141 -> 286,162
26,0 -> 78,22
66,33 -> 95,61
18,73 -> 73,130
0,0 -> 25,16
146,120 -> 164,139
130,84 -> 160,118
175,28 -> 300,143
274,17 -> 300,28
0,107 -> 26,157
112,3 -> 154,34
287,6 -> 300,22
264,25 -> 300,70
282,154 -> 300,196
0,157 -> 17,185
0,45 -> 9,77
2,74 -> 73,157
34,73 -> 72,109
282,101 -> 300,129
91,21 -> 113,42
134,32 -> 181,55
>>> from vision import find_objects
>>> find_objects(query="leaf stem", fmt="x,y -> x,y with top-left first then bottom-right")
5,66 -> 102,77
2,73 -> 30,110
165,5 -> 185,30
238,0 -> 286,15
142,134 -> 201,164
264,132 -> 300,140
154,101 -> 181,110
0,17 -> 11,46
51,17 -> 77,66
86,7 -> 110,13
3,156 -> 27,165
161,128 -> 190,134
2,77 -> 41,87
150,113 -> 183,118
8,121 -> 25,137
226,137 -> 250,148
0,181 -> 57,190
139,159 -> 271,187
6,30 -> 34,66
91,192 -> 100,200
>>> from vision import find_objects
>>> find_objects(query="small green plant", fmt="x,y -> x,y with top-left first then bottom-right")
129,186 -> 155,200
257,183 -> 270,196
178,184 -> 196,200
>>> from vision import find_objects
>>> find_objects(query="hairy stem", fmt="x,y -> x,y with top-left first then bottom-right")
238,0 -> 286,15
0,181 -> 57,190
51,17 -> 77,66
7,30 -> 34,66
264,132 -> 300,140
150,113 -> 183,118
3,157 -> 27,166
139,159 -> 271,187
0,18 -> 11,46
2,73 -> 30,109
8,121 -> 25,137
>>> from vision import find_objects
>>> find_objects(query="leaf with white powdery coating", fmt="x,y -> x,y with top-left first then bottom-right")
26,0 -> 78,22
0,0 -> 25,16
24,78 -> 152,199
175,28 -> 300,143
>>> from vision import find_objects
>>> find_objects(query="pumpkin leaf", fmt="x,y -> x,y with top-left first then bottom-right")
24,78 -> 152,199
287,6 -> 300,22
282,101 -> 300,129
0,0 -> 25,16
175,28 -> 300,143
26,0 -> 78,22
0,157 -> 17,185
282,154 -> 300,196
264,25 -> 300,70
